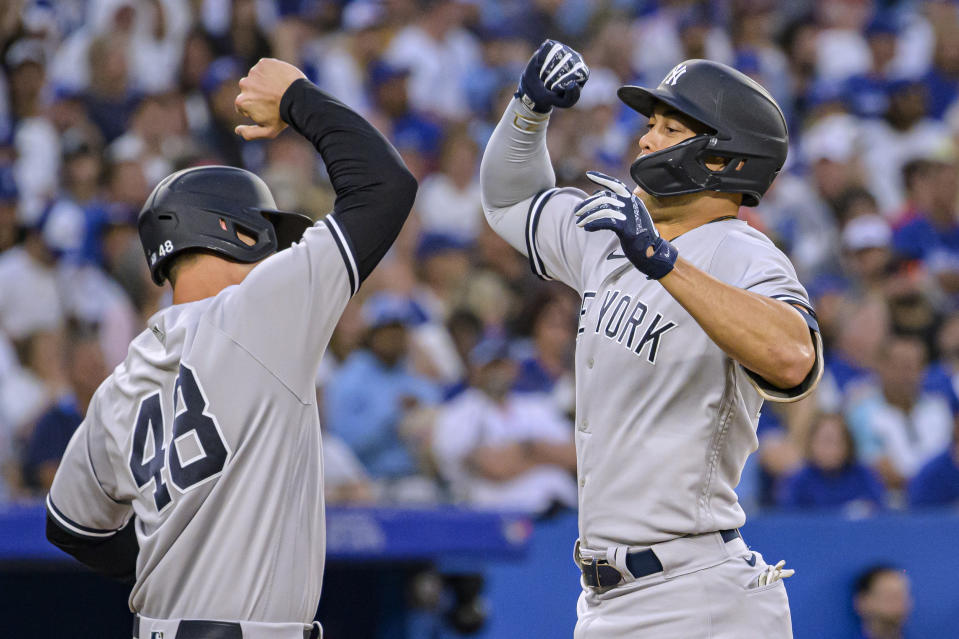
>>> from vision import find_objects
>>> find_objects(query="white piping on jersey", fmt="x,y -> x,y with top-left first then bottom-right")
697,359 -> 739,532
46,494 -> 119,538
526,188 -> 558,281
323,215 -> 359,295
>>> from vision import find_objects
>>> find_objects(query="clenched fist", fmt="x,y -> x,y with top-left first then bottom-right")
234,58 -> 307,140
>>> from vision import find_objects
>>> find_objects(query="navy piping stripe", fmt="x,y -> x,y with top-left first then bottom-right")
771,294 -> 820,332
771,294 -> 816,316
323,216 -> 358,295
46,495 -> 118,538
525,188 -> 557,281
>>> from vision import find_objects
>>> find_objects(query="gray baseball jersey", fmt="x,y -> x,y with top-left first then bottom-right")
524,187 -> 821,548
481,98 -> 822,550
47,216 -> 359,622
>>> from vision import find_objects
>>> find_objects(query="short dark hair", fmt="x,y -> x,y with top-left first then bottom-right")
854,565 -> 900,596
165,250 -> 203,287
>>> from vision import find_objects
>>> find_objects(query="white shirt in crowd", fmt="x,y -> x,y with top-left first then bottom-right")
847,389 -> 954,480
432,389 -> 577,514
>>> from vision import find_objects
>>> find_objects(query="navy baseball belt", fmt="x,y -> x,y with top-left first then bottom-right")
133,615 -> 321,639
575,529 -> 742,589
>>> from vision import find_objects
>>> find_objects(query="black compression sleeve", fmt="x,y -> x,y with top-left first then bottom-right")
46,513 -> 138,582
279,79 -> 417,282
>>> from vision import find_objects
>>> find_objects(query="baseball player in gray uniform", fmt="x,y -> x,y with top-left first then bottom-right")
480,41 -> 823,637
44,59 -> 417,639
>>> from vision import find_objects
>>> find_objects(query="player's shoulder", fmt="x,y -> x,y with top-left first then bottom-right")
543,186 -> 590,210
709,220 -> 792,265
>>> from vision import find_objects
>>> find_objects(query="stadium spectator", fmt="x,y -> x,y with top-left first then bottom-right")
384,0 -> 481,120
852,565 -> 912,639
431,338 -> 577,515
842,13 -> 898,120
510,289 -> 576,400
0,218 -> 64,341
82,33 -> 141,143
367,59 -> 443,178
777,413 -> 885,512
908,416 -> 959,507
847,334 -> 953,492
840,214 -> 893,296
860,78 -> 950,214
21,320 -> 106,493
8,38 -> 59,224
324,293 -> 441,501
415,127 -> 482,241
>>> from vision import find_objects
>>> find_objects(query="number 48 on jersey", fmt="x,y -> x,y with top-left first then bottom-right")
129,364 -> 231,511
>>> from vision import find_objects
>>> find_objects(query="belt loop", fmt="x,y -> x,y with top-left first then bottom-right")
132,614 -> 140,639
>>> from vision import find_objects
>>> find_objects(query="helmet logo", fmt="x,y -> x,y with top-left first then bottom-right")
662,64 -> 687,87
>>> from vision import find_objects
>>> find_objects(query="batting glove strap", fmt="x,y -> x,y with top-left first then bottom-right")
574,171 -> 679,280
624,235 -> 678,280
516,39 -> 589,113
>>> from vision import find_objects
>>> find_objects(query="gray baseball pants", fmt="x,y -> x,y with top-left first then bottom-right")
574,532 -> 793,638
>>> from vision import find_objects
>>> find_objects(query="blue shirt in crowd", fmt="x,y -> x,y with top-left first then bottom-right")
893,215 -> 959,263
908,449 -> 959,507
22,396 -> 82,488
324,350 -> 440,479
778,463 -> 886,510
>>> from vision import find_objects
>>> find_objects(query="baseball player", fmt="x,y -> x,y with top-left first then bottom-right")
480,41 -> 823,637
44,58 -> 417,639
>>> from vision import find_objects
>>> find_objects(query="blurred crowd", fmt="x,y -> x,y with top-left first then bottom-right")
4,0 -> 959,519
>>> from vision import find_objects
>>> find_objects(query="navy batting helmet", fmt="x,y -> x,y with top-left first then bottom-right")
618,59 -> 788,206
138,166 -> 313,285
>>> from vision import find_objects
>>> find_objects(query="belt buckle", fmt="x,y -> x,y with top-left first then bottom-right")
575,540 -> 623,589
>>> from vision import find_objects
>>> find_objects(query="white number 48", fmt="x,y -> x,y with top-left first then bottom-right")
157,240 -> 174,256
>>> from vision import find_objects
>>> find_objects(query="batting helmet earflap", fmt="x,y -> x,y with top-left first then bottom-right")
618,59 -> 788,207
138,166 -> 314,285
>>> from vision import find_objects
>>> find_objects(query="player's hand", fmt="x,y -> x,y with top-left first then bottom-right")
757,560 -> 795,586
515,39 -> 589,113
234,58 -> 307,140
575,171 -> 678,280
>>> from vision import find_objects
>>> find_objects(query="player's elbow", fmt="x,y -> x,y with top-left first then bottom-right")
768,340 -> 816,390
389,166 -> 418,213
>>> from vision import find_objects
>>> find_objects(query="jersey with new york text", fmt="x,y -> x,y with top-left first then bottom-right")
47,215 -> 359,622
525,187 -> 821,549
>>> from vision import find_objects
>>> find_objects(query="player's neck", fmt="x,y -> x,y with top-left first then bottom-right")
172,257 -> 258,305
644,191 -> 742,241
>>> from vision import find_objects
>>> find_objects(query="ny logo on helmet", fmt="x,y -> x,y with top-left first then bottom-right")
662,64 -> 687,87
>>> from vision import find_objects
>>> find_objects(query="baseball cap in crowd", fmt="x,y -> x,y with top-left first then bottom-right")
361,292 -> 427,330
865,12 -> 900,37
415,232 -> 472,260
806,274 -> 850,303
841,215 -> 892,252
801,114 -> 859,165
468,337 -> 513,369
202,57 -> 242,95
368,61 -> 410,89
342,0 -> 385,31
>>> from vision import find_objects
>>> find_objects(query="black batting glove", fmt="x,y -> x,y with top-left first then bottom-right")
516,39 -> 589,113
575,171 -> 678,280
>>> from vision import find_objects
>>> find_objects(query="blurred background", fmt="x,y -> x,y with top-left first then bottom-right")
1,0 -> 958,637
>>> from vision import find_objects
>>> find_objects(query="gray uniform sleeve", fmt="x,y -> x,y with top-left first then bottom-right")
480,97 -> 596,293
211,220 -> 354,401
709,228 -> 824,402
47,396 -> 132,537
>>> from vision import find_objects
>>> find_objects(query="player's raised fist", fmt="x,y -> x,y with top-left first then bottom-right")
516,39 -> 589,113
234,58 -> 307,140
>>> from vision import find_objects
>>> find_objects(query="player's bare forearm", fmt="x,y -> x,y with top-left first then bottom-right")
659,257 -> 815,389
530,440 -> 577,471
